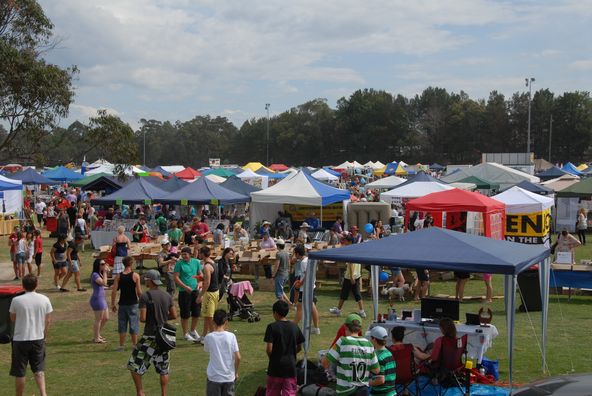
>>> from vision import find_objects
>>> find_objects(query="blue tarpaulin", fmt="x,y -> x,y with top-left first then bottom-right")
220,175 -> 261,195
562,162 -> 582,176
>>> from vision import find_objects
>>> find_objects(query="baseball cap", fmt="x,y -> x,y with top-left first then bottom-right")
370,326 -> 388,340
345,313 -> 363,325
144,270 -> 162,285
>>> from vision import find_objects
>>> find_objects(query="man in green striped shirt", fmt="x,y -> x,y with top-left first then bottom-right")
368,326 -> 396,396
323,313 -> 379,395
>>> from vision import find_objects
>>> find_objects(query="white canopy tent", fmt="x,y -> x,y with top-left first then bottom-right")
493,186 -> 554,214
372,161 -> 386,169
363,161 -> 375,168
380,182 -> 454,204
236,168 -> 269,189
0,175 -> 23,214
205,174 -> 226,184
311,168 -> 339,181
351,161 -> 364,169
335,161 -> 353,169
366,175 -> 406,189
442,162 -> 540,190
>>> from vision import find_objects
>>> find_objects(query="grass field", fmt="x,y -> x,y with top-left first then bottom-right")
1,233 -> 592,395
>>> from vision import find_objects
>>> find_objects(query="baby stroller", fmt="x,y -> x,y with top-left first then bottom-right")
227,281 -> 260,323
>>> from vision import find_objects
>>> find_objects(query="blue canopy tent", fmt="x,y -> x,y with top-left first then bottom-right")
535,166 -> 569,181
160,176 -> 249,205
512,180 -> 554,196
8,168 -> 60,185
250,170 -> 350,230
430,163 -> 446,171
91,178 -> 168,205
306,228 -> 551,390
82,175 -> 127,194
220,175 -> 261,195
561,162 -> 581,176
158,176 -> 188,192
322,167 -> 342,177
383,161 -> 398,175
256,168 -> 287,179
43,166 -> 83,182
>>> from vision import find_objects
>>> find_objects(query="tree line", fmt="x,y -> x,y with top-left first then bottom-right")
2,2 -> 592,168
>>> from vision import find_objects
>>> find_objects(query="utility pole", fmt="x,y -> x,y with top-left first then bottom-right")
143,130 -> 146,166
525,77 -> 535,154
265,103 -> 270,165
548,115 -> 553,162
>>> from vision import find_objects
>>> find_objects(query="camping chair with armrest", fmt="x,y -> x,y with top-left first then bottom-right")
421,334 -> 470,396
389,343 -> 420,396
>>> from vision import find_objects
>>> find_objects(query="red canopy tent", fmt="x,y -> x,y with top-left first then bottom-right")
174,167 -> 201,180
405,188 -> 506,239
269,164 -> 289,171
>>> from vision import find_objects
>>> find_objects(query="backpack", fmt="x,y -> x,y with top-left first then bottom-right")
146,291 -> 176,352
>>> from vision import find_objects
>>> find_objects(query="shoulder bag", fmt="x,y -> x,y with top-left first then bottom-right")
146,291 -> 177,351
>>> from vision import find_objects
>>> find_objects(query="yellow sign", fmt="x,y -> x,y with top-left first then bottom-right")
283,203 -> 343,222
505,209 -> 551,244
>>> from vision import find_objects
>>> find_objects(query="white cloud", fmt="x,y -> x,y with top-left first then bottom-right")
569,60 -> 592,71
69,104 -> 120,120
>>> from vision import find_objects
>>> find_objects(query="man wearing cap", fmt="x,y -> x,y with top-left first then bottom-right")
369,326 -> 396,396
323,313 -> 379,395
128,269 -> 176,396
305,212 -> 321,231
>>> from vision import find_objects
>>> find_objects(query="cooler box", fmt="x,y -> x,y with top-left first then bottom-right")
517,269 -> 542,312
0,285 -> 25,342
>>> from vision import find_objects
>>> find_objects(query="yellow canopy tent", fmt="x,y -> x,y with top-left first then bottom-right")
242,162 -> 273,172
576,163 -> 588,171
395,164 -> 408,175
373,166 -> 387,176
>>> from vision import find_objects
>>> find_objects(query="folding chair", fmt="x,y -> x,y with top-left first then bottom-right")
421,334 -> 470,396
389,343 -> 420,396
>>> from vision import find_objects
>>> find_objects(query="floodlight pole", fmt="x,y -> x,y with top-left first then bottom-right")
143,129 -> 146,166
548,115 -> 553,162
265,103 -> 270,166
526,77 -> 535,154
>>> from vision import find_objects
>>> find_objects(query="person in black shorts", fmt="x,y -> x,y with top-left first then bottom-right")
454,272 -> 470,301
414,268 -> 429,300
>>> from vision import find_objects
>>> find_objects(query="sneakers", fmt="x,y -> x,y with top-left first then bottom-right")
358,310 -> 367,318
189,330 -> 200,340
310,327 -> 321,335
197,337 -> 205,345
59,288 -> 69,292
55,284 -> 60,290
115,346 -> 125,352
329,307 -> 342,316
183,333 -> 197,342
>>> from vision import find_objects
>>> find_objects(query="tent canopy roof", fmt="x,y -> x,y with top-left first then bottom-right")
203,168 -> 236,178
8,168 -> 59,185
81,175 -> 126,191
406,188 -> 505,213
43,166 -> 83,181
91,178 -> 167,204
309,227 -> 549,275
457,175 -> 500,190
250,170 -> 349,206
242,162 -> 272,172
0,174 -> 23,190
220,175 -> 261,195
311,168 -> 339,181
158,176 -> 188,192
556,177 -> 592,198
161,176 -> 249,204
493,186 -> 554,213
366,175 -> 406,189
512,180 -> 554,196
443,162 -> 539,186
269,164 -> 289,171
174,167 -> 201,179
561,162 -> 582,176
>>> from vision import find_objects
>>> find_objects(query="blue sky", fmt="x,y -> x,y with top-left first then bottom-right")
39,0 -> 592,129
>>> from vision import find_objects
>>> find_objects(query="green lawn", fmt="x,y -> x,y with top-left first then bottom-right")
1,234 -> 592,395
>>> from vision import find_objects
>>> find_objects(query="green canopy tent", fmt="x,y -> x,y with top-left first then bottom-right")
458,176 -> 500,191
70,173 -> 111,187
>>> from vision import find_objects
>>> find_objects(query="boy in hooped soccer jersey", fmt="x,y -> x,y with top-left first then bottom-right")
323,313 -> 380,396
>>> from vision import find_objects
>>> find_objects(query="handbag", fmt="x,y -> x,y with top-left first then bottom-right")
146,291 -> 177,351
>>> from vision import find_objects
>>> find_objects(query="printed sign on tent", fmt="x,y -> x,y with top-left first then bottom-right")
505,208 -> 552,244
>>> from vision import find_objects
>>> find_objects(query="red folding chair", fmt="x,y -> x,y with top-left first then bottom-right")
389,343 -> 420,396
422,334 -> 470,396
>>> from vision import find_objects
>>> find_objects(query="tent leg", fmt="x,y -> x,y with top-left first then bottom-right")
539,258 -> 551,374
370,265 -> 379,321
302,259 -> 317,386
505,275 -> 517,394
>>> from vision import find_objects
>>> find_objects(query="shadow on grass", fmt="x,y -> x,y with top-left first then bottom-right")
234,368 -> 267,396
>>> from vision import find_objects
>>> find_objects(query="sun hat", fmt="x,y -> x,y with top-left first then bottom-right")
276,238 -> 285,245
144,269 -> 162,285
262,221 -> 271,226
300,222 -> 310,228
345,313 -> 363,325
370,326 -> 388,340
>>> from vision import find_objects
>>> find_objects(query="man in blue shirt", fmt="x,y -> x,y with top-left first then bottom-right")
305,212 -> 321,230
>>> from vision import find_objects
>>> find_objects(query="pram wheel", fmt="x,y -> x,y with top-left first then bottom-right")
248,318 -> 254,323
254,315 -> 261,322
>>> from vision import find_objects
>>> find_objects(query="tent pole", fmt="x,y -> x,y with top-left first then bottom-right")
539,257 -> 551,374
320,205 -> 323,230
370,265 -> 379,321
301,258 -> 317,386
505,275 -> 517,394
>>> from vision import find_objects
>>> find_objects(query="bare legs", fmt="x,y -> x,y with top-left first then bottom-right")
130,372 -> 168,396
15,372 -> 46,396
294,301 -> 319,328
456,278 -> 469,301
53,266 -> 67,288
93,309 -> 109,342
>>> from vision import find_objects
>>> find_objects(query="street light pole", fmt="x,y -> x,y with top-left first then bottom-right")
525,77 -> 535,154
143,130 -> 146,166
265,103 -> 270,165
548,115 -> 553,162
